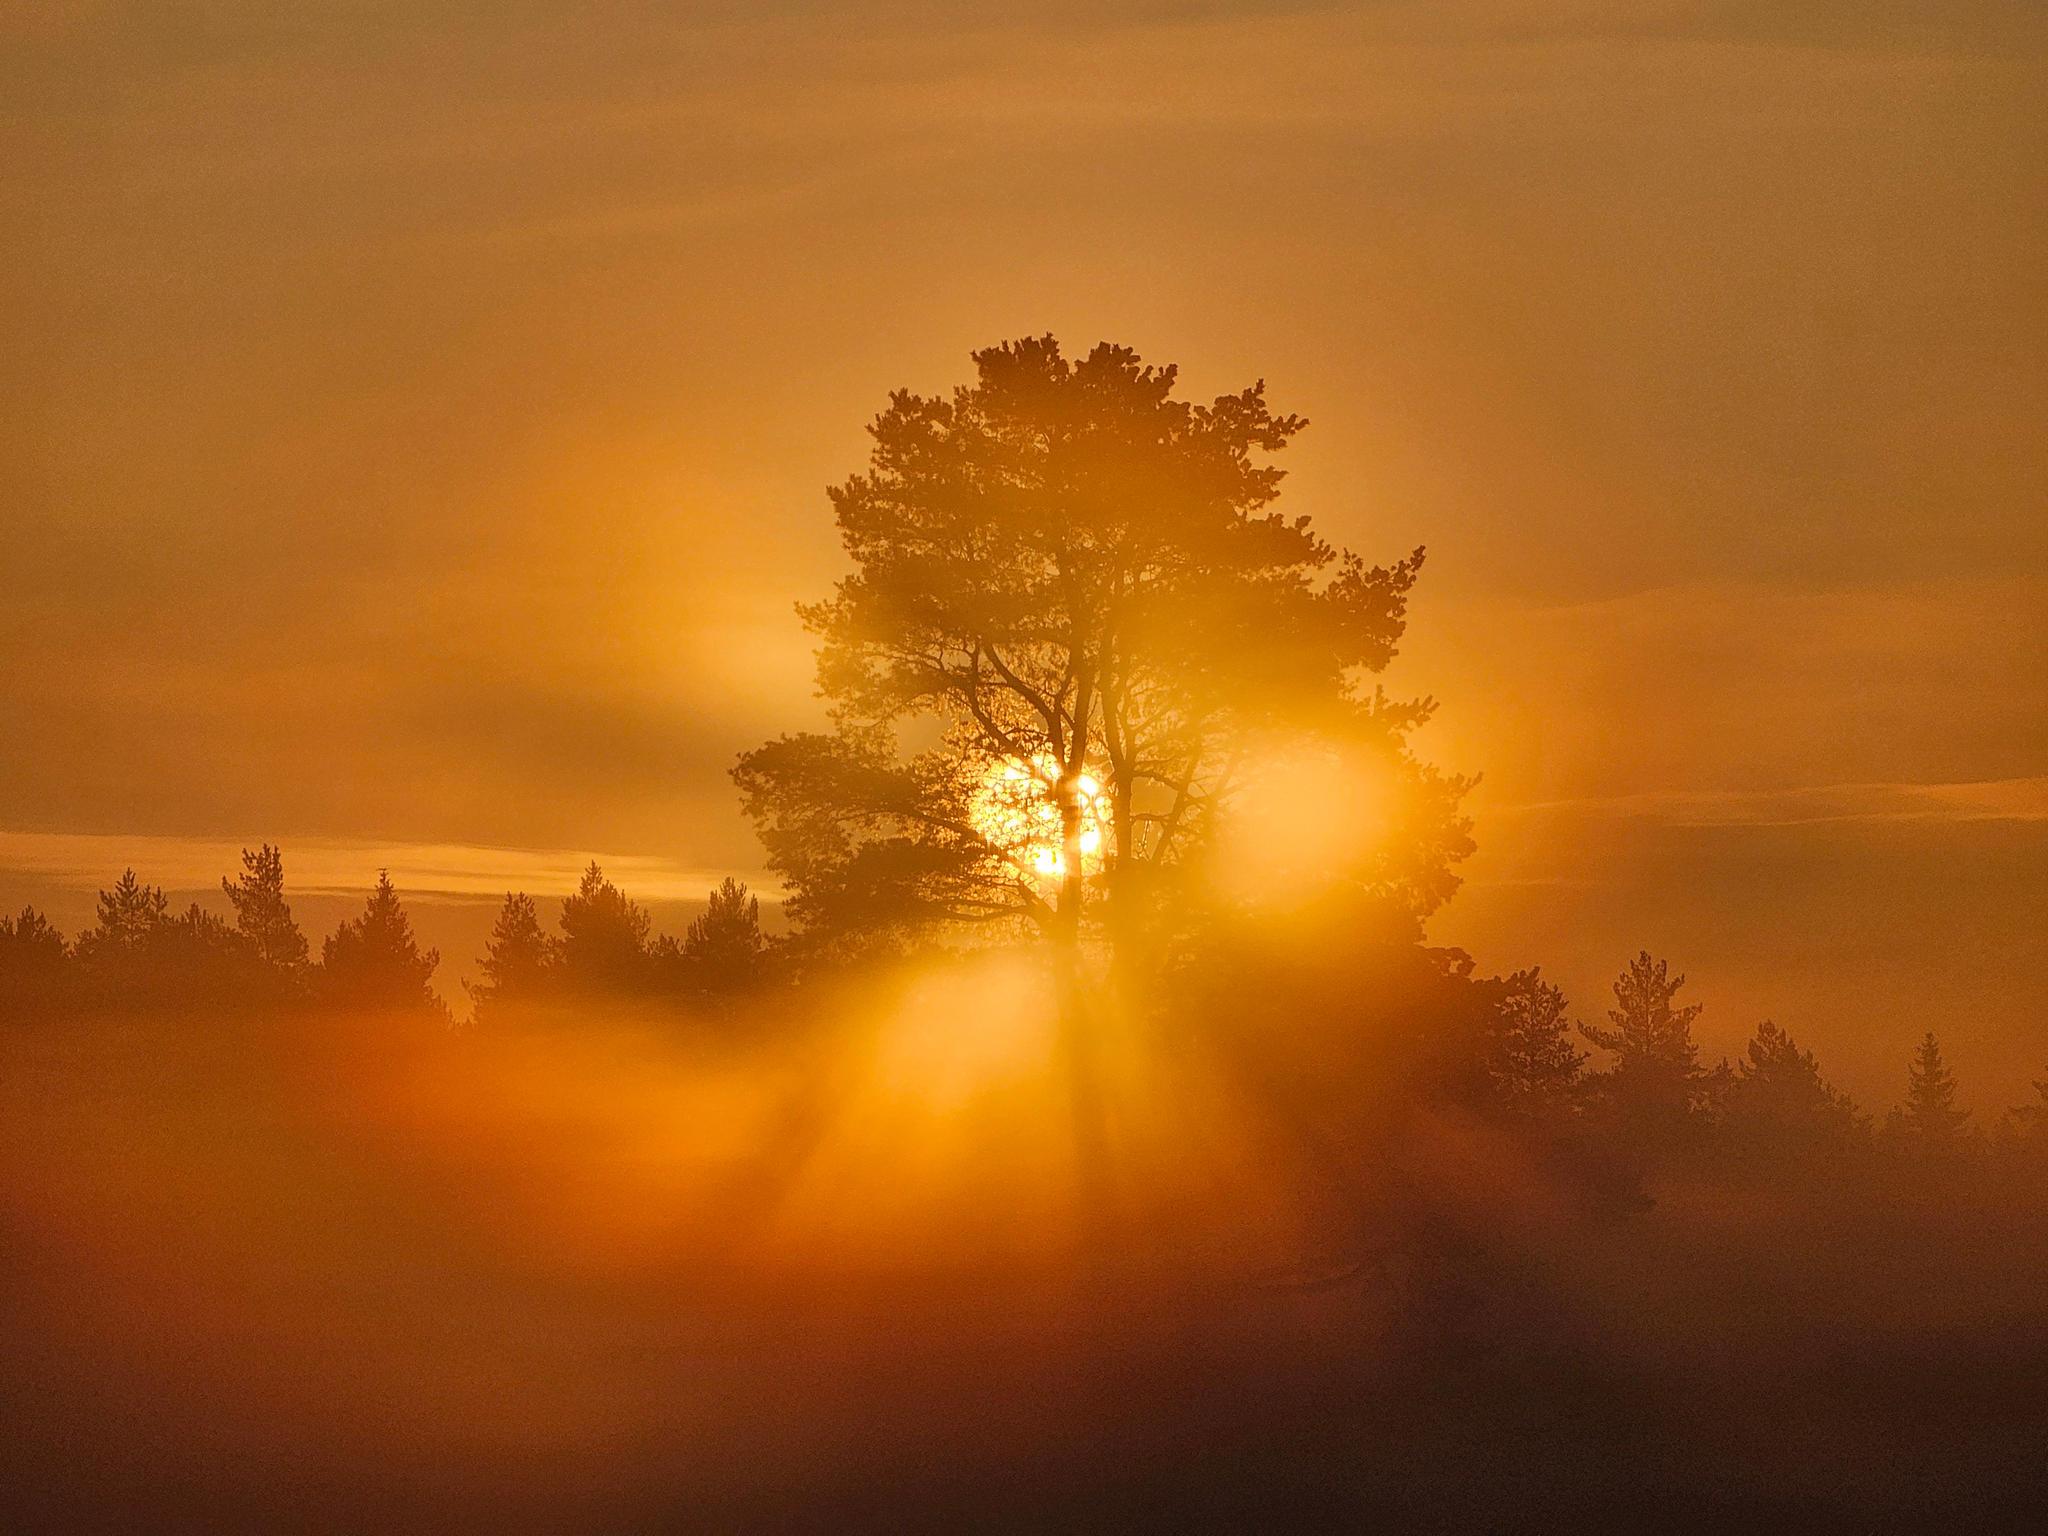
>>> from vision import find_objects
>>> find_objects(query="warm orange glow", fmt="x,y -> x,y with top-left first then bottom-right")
1215,742 -> 1392,907
970,752 -> 1109,881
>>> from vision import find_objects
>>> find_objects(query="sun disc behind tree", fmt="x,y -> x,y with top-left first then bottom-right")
968,753 -> 1111,883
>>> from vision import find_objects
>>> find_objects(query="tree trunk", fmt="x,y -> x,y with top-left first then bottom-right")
1052,776 -> 1110,1246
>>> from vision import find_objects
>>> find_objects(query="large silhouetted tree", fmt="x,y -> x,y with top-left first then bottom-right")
321,872 -> 442,1014
735,336 -> 1470,974
222,844 -> 310,976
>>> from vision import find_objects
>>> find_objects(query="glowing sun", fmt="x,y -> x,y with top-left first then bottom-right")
970,752 -> 1109,880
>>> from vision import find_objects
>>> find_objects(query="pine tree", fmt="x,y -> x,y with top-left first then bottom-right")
2005,1068 -> 2048,1150
556,862 -> 651,993
76,869 -> 170,959
1580,951 -> 1707,1149
1487,968 -> 1584,1118
468,892 -> 555,1019
162,901 -> 250,996
0,906 -> 71,1019
1725,1019 -> 1863,1154
221,844 -> 310,972
321,872 -> 442,1014
72,872 -> 257,1003
683,877 -> 766,999
733,336 -> 1470,977
71,869 -> 171,994
0,905 -> 67,965
1891,1031 -> 1969,1142
1582,952 -> 1703,1070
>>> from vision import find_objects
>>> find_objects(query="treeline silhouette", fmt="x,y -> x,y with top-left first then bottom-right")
0,848 -> 767,1025
5,845 -> 2043,1183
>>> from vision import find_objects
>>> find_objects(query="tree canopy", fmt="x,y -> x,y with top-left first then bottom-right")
736,335 -> 1471,967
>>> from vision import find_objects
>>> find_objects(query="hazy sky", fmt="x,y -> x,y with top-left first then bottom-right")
5,1 -> 2043,1102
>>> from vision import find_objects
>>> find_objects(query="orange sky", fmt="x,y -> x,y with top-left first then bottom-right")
4,1 -> 2044,1105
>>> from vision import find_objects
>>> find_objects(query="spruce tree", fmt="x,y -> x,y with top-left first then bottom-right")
1894,1031 -> 1969,1142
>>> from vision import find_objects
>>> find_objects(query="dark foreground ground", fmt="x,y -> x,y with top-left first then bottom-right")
4,1005 -> 2046,1532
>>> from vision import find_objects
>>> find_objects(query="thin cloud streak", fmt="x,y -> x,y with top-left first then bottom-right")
0,830 -> 754,905
1486,777 -> 2048,826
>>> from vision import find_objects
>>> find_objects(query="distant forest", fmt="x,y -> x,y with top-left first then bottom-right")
5,843 -> 2044,1186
